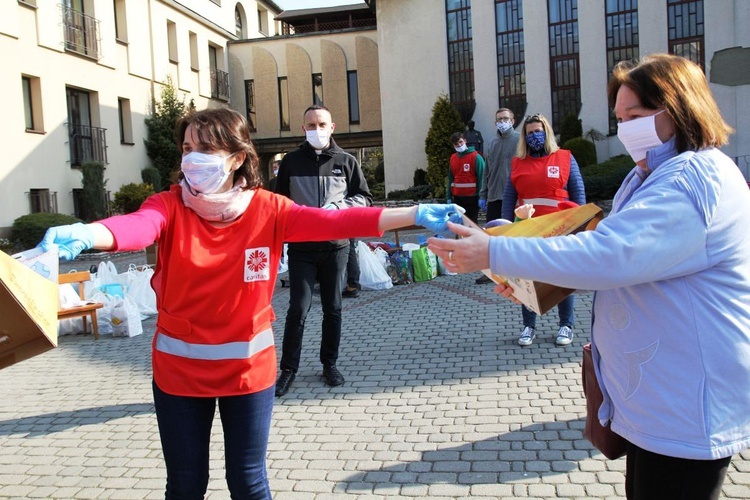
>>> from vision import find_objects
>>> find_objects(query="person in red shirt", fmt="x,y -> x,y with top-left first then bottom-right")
38,108 -> 464,500
447,132 -> 485,223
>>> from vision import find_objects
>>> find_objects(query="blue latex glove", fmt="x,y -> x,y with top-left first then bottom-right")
478,198 -> 487,212
415,204 -> 465,237
484,218 -> 513,229
38,223 -> 95,261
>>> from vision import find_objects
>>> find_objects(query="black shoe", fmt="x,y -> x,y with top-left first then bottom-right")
475,275 -> 492,284
342,286 -> 360,298
322,364 -> 345,387
275,368 -> 296,397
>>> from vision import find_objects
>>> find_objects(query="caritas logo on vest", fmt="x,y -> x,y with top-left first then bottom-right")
463,163 -> 471,172
245,247 -> 271,282
547,166 -> 560,178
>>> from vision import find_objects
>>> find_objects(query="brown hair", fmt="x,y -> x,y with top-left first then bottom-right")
515,113 -> 559,159
496,108 -> 514,120
174,107 -> 261,190
607,53 -> 733,152
450,132 -> 465,145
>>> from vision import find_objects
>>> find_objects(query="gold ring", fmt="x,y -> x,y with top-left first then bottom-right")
448,251 -> 454,261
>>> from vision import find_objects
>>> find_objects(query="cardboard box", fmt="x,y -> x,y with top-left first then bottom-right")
466,203 -> 603,315
0,250 -> 59,370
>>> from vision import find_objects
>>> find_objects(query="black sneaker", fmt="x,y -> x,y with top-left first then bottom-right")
275,368 -> 296,397
322,364 -> 345,387
475,275 -> 492,284
342,286 -> 360,298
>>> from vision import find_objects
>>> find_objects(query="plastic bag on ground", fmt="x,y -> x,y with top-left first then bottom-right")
356,241 -> 393,291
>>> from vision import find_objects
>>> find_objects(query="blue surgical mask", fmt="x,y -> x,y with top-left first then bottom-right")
181,151 -> 236,194
526,131 -> 546,151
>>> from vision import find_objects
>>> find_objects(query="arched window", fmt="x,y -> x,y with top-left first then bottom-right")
235,5 -> 245,38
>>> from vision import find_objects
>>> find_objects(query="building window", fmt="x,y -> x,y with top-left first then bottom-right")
114,0 -> 128,42
189,32 -> 199,71
235,5 -> 245,38
312,73 -> 324,106
66,86 -> 108,166
495,0 -> 526,117
347,71 -> 360,124
605,0 -> 639,134
245,80 -> 256,132
23,75 -> 44,133
167,20 -> 178,63
278,77 -> 290,131
62,0 -> 101,59
118,98 -> 133,144
209,45 -> 229,100
445,0 -> 475,122
22,77 -> 34,130
258,6 -> 268,35
547,0 -> 581,130
667,0 -> 704,70
29,188 -> 57,214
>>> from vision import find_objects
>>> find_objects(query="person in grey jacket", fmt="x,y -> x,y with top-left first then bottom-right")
429,54 -> 750,500
476,108 -> 520,284
274,105 -> 372,396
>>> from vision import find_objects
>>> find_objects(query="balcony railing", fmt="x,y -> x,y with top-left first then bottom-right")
210,68 -> 230,101
283,18 -> 376,35
62,4 -> 101,59
68,124 -> 108,166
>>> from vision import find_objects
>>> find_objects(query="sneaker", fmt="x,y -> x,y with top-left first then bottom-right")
322,364 -> 345,387
556,326 -> 574,346
342,286 -> 360,298
275,368 -> 296,397
475,274 -> 493,284
517,326 -> 536,347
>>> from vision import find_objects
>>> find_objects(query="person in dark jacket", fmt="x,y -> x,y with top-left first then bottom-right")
274,105 -> 372,396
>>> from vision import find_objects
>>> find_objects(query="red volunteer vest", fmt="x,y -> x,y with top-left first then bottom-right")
450,151 -> 479,196
151,188 -> 293,397
510,149 -> 571,217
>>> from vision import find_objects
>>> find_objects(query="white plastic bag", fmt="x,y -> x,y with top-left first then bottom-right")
89,289 -> 117,335
111,296 -> 143,337
356,241 -> 393,291
126,265 -> 157,318
278,243 -> 289,274
58,283 -> 84,335
373,247 -> 390,271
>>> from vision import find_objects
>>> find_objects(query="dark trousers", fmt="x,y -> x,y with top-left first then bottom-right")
453,194 -> 479,223
486,199 -> 504,222
346,239 -> 360,289
625,441 -> 730,499
521,294 -> 575,328
153,381 -> 274,500
281,245 -> 348,371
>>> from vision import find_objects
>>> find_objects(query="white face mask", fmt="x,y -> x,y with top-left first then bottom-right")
306,129 -> 330,150
181,151 -> 236,194
496,121 -> 513,133
617,110 -> 665,163
455,144 -> 468,153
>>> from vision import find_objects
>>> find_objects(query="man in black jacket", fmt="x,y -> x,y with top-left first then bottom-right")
274,105 -> 372,396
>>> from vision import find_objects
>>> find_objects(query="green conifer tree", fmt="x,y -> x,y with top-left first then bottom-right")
424,94 -> 465,199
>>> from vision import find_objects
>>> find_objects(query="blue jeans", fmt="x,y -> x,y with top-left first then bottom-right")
153,381 -> 274,500
281,245 -> 348,371
521,294 -> 575,329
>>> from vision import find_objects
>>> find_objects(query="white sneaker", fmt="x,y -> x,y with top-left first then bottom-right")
518,326 -> 536,347
556,326 -> 574,346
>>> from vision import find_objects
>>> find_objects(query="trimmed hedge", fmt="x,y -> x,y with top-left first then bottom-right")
581,154 -> 635,202
113,182 -> 155,214
11,213 -> 84,251
563,137 -> 598,168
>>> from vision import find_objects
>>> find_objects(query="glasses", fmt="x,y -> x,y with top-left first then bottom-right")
496,117 -> 513,123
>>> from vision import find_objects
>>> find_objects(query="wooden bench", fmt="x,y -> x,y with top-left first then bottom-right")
58,271 -> 104,340
389,224 -> 422,247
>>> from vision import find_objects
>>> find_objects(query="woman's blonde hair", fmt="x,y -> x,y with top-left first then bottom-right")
607,53 -> 733,153
516,113 -> 559,159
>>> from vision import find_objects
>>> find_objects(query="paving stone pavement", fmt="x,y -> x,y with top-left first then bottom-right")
2,237 -> 749,499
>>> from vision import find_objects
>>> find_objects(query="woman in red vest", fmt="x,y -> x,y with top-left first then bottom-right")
501,113 -> 586,348
38,108 -> 463,500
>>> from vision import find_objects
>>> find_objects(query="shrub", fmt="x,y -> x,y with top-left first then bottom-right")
387,185 -> 432,201
11,213 -> 83,251
563,137 -> 598,168
141,167 -> 162,192
424,94 -> 464,199
581,154 -> 635,202
369,182 -> 385,201
81,161 -> 108,222
113,183 -> 155,214
413,168 -> 427,187
559,113 -> 583,145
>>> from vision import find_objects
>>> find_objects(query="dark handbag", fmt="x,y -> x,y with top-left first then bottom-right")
582,343 -> 627,459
